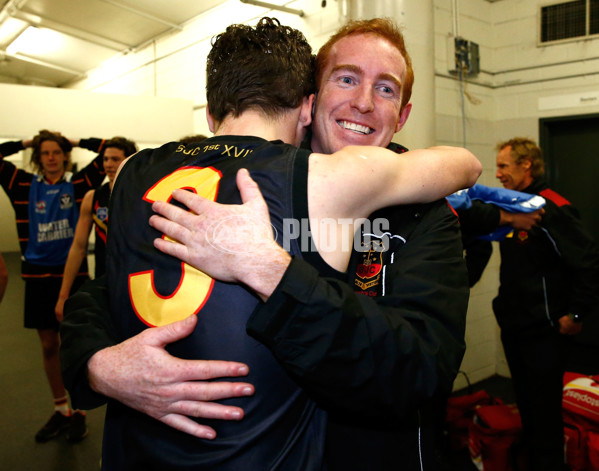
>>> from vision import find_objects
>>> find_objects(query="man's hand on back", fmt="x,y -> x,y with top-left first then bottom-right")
87,315 -> 255,439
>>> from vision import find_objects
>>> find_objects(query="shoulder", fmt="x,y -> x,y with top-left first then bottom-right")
539,187 -> 570,207
83,189 -> 95,203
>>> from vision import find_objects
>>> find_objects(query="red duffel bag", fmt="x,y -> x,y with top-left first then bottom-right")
563,372 -> 599,471
468,403 -> 523,471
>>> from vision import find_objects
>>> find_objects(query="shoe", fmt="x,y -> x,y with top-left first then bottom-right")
35,411 -> 70,442
66,411 -> 88,443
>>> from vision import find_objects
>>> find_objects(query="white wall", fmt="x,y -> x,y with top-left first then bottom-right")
0,83 -> 193,252
46,0 -> 599,390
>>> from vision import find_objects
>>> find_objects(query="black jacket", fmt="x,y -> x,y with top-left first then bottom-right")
491,178 -> 599,332
248,198 -> 469,470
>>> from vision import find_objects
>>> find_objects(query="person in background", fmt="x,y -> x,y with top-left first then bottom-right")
55,137 -> 137,321
178,134 -> 208,145
451,185 -> 545,287
62,18 -> 481,470
0,131 -> 106,443
473,137 -> 599,470
0,252 -> 7,304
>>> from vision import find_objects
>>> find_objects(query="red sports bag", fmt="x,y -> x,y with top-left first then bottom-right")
562,372 -> 599,471
468,403 -> 523,471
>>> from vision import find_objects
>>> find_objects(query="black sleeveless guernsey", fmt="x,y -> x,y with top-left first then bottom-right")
91,182 -> 110,277
103,136 -> 329,470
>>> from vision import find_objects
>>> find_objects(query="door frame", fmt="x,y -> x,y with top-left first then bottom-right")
539,112 -> 599,185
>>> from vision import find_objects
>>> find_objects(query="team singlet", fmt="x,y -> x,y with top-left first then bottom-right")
102,136 -> 326,471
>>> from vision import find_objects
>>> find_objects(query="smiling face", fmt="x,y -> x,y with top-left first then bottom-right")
103,147 -> 127,182
311,33 -> 411,154
495,145 -> 533,191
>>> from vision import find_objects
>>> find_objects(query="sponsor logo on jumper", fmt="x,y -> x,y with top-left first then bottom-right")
96,206 -> 108,222
60,193 -> 73,210
35,201 -> 47,214
36,218 -> 73,243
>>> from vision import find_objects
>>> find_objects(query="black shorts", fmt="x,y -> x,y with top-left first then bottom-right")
24,276 -> 87,330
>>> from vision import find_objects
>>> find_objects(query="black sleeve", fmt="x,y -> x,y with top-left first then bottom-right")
0,140 -> 25,159
72,138 -> 107,199
78,137 -> 106,154
464,238 -> 493,287
456,200 -> 501,237
60,275 -> 117,410
247,200 -> 469,419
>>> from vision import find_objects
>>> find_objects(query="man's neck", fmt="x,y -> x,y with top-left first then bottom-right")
214,109 -> 301,146
44,170 -> 65,184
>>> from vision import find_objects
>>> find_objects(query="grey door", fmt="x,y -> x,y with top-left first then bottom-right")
540,114 -> 599,373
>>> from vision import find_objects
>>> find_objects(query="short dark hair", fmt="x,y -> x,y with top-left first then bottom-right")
179,134 -> 208,145
497,137 -> 545,178
31,130 -> 73,174
104,136 -> 138,157
315,18 -> 414,113
206,17 -> 315,123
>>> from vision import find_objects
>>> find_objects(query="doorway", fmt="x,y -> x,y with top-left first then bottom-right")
540,113 -> 599,242
540,113 -> 599,372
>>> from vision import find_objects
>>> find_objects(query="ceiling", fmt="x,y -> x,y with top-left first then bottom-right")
0,0 -> 225,87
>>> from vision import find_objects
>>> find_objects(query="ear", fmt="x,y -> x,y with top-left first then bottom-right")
395,103 -> 412,133
300,94 -> 314,128
206,105 -> 216,133
293,94 -> 314,147
520,159 -> 532,171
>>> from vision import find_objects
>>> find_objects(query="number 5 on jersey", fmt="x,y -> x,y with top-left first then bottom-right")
129,166 -> 222,327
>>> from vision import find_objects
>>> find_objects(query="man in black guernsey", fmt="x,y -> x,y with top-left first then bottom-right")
55,137 -> 137,321
60,17 -> 480,470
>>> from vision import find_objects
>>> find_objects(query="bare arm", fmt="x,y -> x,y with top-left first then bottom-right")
56,190 -> 95,321
308,145 -> 481,221
150,146 -> 481,297
305,145 -> 480,270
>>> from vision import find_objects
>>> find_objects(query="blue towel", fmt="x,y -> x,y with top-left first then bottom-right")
447,184 -> 546,241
